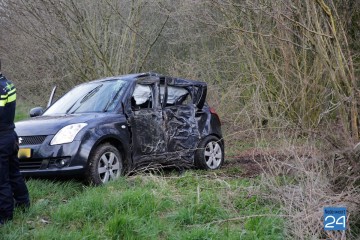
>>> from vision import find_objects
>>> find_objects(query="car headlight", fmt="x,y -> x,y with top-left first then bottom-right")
50,123 -> 87,145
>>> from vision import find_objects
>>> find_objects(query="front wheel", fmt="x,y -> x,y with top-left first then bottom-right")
86,143 -> 123,185
194,136 -> 224,170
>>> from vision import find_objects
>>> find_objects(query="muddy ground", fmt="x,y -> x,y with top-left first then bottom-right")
219,149 -> 269,178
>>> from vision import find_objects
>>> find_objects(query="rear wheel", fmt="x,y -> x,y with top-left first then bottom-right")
86,143 -> 123,185
195,136 -> 224,170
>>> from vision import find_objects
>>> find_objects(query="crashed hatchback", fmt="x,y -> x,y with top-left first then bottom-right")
15,73 -> 224,185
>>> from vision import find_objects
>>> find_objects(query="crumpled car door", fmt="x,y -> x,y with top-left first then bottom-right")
163,105 -> 200,162
161,83 -> 202,163
129,83 -> 166,164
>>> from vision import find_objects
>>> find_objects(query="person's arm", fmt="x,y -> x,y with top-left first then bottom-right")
0,87 -> 8,116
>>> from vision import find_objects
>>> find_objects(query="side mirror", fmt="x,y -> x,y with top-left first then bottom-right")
29,107 -> 44,117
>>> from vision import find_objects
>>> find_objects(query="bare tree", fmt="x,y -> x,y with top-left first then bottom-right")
0,0 -> 169,104
163,0 -> 359,140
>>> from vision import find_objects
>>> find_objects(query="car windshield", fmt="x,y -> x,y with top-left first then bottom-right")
43,80 -> 127,115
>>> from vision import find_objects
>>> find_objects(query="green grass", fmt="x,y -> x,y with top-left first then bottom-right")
15,100 -> 32,122
1,172 -> 284,240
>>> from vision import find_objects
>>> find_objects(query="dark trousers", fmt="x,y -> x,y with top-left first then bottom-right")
0,130 -> 30,222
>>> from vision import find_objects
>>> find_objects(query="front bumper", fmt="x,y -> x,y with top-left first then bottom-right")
18,135 -> 89,177
21,165 -> 85,177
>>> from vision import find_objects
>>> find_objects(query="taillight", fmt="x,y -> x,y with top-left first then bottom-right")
209,107 -> 221,125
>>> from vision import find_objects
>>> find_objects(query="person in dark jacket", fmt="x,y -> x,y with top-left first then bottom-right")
0,71 -> 30,225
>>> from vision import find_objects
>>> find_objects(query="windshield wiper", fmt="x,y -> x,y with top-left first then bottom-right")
66,85 -> 103,114
103,88 -> 122,112
80,85 -> 102,103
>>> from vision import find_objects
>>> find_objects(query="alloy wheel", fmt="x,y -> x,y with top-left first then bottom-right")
204,141 -> 222,169
97,151 -> 121,183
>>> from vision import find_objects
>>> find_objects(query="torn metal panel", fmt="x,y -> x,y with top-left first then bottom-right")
130,105 -> 201,169
163,105 -> 200,160
195,109 -> 210,136
130,109 -> 166,161
193,85 -> 207,109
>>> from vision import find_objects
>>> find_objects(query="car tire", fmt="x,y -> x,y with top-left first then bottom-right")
194,135 -> 224,170
86,143 -> 123,185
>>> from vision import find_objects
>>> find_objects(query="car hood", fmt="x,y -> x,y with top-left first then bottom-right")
15,113 -> 107,136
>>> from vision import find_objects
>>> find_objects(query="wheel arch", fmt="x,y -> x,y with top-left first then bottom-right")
199,133 -> 224,149
88,136 -> 129,169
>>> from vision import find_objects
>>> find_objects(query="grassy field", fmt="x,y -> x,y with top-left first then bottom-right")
1,172 -> 284,240
15,100 -> 31,122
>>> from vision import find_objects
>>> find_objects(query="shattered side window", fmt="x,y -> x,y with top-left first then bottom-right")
160,85 -> 192,106
131,84 -> 153,110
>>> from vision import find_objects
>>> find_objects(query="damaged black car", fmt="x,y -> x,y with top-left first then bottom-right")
15,72 -> 224,185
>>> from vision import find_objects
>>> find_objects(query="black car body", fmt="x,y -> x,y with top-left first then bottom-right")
15,72 -> 224,184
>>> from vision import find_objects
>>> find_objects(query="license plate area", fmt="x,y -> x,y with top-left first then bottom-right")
18,148 -> 32,159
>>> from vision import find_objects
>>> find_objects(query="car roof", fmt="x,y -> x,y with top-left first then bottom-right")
88,72 -> 207,86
